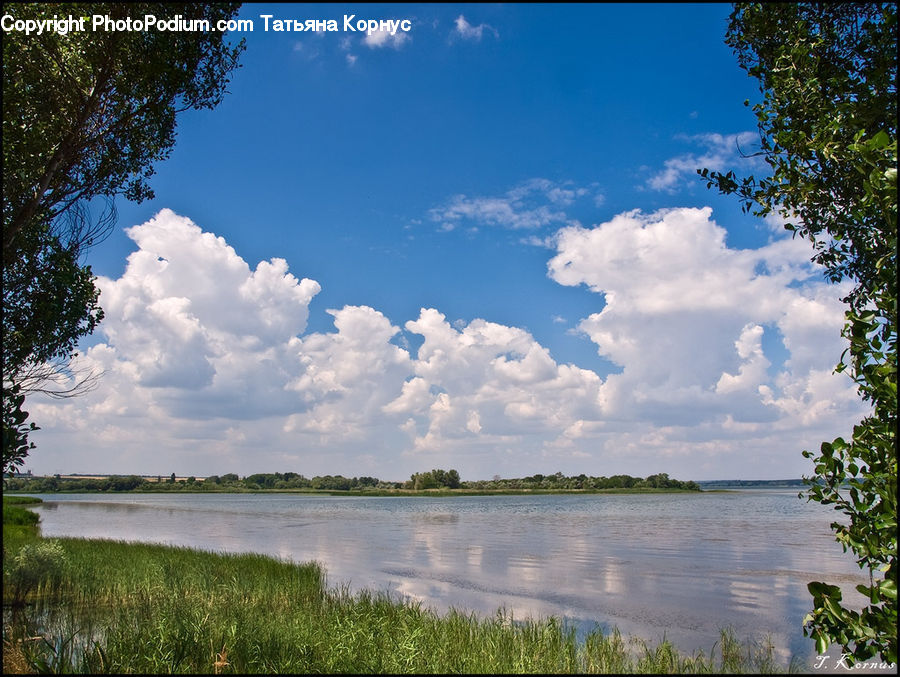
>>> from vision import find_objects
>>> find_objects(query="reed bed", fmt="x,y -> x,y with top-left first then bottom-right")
2,497 -> 41,528
3,530 -> 789,674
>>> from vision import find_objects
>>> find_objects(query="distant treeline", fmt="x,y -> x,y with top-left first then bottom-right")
463,472 -> 700,491
697,479 -> 807,487
1,473 -> 392,493
3,469 -> 700,493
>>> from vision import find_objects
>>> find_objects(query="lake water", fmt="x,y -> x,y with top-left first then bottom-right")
22,489 -> 882,670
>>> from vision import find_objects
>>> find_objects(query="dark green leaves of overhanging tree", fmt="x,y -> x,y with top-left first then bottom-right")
1,3 -> 245,475
2,3 -> 245,251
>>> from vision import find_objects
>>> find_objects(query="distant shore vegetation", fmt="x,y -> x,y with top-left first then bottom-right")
3,469 -> 701,494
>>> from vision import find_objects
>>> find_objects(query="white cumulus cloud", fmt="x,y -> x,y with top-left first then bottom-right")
548,207 -> 864,442
27,207 -> 866,481
29,210 -> 607,478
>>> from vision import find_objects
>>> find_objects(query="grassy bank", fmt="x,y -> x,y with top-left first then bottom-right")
2,495 -> 42,542
2,502 -> 787,674
2,496 -> 44,504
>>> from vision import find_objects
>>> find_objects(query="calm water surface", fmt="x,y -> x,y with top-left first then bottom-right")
25,490 -> 875,668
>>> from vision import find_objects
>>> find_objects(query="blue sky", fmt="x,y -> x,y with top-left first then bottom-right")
28,3 -> 866,481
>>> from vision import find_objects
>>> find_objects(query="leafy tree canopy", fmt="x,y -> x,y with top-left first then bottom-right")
1,2 -> 245,475
2,2 -> 245,251
701,3 -> 896,663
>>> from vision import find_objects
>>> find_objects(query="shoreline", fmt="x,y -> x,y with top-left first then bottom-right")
4,486 -> 712,497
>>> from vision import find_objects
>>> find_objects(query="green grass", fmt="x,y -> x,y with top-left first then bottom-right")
2,503 -> 40,526
3,495 -> 44,505
2,503 -> 790,674
2,495 -> 41,534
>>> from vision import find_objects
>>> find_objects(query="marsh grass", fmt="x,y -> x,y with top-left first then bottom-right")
2,502 -> 40,527
2,534 -> 792,674
2,496 -> 42,546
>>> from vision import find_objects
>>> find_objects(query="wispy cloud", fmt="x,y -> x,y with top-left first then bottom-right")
429,179 -> 593,232
292,41 -> 320,61
452,15 -> 498,41
363,27 -> 410,49
646,131 -> 759,192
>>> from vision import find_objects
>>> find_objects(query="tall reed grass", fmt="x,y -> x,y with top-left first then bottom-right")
3,532 -> 791,674
2,496 -> 41,527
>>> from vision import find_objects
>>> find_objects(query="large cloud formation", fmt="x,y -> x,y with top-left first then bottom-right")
547,207 -> 863,472
30,208 -> 864,480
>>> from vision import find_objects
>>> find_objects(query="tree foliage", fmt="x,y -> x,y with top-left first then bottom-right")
2,210 -> 105,396
4,469 -> 704,494
2,2 -> 245,251
460,471 -> 699,492
2,384 -> 38,479
407,468 -> 461,490
1,2 -> 245,473
700,3 -> 897,663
